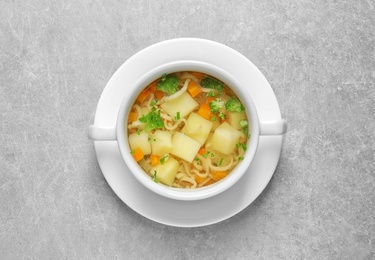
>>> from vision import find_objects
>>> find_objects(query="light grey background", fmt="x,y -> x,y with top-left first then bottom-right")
1,0 -> 374,259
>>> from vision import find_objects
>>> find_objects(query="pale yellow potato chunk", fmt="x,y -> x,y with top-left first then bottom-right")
182,112 -> 213,145
151,130 -> 172,156
161,92 -> 199,118
152,156 -> 179,186
227,111 -> 246,130
211,122 -> 241,155
128,132 -> 151,155
171,132 -> 201,162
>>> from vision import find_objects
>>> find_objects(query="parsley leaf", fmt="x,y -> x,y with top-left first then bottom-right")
139,110 -> 164,132
157,74 -> 179,95
152,170 -> 159,183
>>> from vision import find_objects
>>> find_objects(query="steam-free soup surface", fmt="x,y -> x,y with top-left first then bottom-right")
127,71 -> 249,188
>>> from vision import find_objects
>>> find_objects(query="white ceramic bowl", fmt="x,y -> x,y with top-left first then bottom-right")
89,60 -> 286,201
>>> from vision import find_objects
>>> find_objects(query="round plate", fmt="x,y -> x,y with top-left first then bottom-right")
93,38 -> 283,227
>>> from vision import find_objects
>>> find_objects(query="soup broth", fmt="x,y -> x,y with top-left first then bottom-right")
127,71 -> 249,188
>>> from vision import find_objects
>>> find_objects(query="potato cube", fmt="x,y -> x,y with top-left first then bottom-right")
171,132 -> 201,162
211,122 -> 241,155
161,92 -> 199,118
151,130 -> 172,156
227,111 -> 247,130
182,112 -> 213,145
128,132 -> 151,155
152,156 -> 179,186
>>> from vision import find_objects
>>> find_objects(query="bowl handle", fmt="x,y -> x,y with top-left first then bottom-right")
88,125 -> 117,141
259,119 -> 287,135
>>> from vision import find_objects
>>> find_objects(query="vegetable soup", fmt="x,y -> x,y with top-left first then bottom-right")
127,72 -> 249,188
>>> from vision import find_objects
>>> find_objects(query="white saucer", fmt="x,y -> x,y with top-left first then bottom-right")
93,38 -> 283,227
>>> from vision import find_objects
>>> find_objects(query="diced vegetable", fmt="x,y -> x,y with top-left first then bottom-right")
138,109 -> 164,132
156,74 -> 179,95
150,154 -> 160,166
170,132 -> 201,163
211,122 -> 241,155
187,80 -> 201,98
197,103 -> 212,120
128,111 -> 138,123
151,130 -> 172,156
227,111 -> 246,130
200,77 -> 224,91
131,148 -> 144,162
161,92 -> 199,118
195,174 -> 206,184
129,132 -> 151,155
198,147 -> 207,156
225,97 -> 245,112
211,170 -> 228,181
182,112 -> 213,145
151,157 -> 180,186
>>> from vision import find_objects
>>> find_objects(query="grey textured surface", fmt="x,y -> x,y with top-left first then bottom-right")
1,0 -> 374,259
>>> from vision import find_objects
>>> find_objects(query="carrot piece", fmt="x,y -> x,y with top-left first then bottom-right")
128,111 -> 138,123
187,80 -> 201,98
203,179 -> 214,186
211,170 -> 228,181
195,174 -> 206,184
198,147 -> 207,156
131,148 -> 144,162
206,97 -> 216,104
150,154 -> 160,166
137,88 -> 151,103
154,90 -> 164,100
197,103 -> 212,120
137,81 -> 158,103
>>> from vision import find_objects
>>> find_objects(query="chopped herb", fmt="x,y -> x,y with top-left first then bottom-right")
201,77 -> 224,91
130,150 -> 135,155
236,143 -> 247,151
225,97 -> 245,112
209,98 -> 224,113
150,99 -> 158,107
136,128 -> 141,135
152,170 -> 159,183
174,111 -> 181,121
238,156 -> 244,161
206,91 -> 216,97
211,116 -> 217,121
160,155 -> 169,165
203,151 -> 215,158
156,74 -> 179,95
219,112 -> 225,120
219,158 -> 224,166
239,119 -> 248,128
139,109 -> 164,132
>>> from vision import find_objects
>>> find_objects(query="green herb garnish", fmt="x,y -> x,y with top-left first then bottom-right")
219,112 -> 225,120
174,111 -> 181,121
152,170 -> 159,183
200,77 -> 224,91
139,110 -> 164,132
156,74 -> 179,95
219,158 -> 224,166
206,90 -> 216,97
160,155 -> 169,165
225,97 -> 245,112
